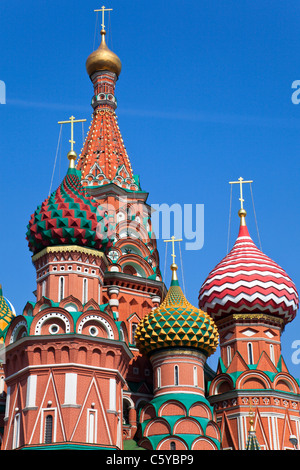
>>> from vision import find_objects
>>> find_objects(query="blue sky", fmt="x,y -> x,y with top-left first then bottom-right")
0,0 -> 299,375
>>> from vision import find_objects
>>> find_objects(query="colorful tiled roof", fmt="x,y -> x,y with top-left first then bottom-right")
0,285 -> 15,343
199,212 -> 299,324
77,108 -> 140,191
26,168 -> 112,255
139,392 -> 221,450
135,264 -> 219,357
245,411 -> 261,450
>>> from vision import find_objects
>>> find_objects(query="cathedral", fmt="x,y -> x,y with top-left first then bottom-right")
0,9 -> 299,451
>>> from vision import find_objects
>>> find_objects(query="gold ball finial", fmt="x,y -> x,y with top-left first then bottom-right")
171,263 -> 178,281
238,208 -> 247,226
67,150 -> 77,169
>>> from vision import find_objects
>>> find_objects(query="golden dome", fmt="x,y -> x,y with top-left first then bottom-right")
86,30 -> 122,77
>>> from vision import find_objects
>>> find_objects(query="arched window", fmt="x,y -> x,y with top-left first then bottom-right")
0,376 -> 5,395
12,413 -> 20,449
227,345 -> 232,366
270,344 -> 275,364
193,366 -> 198,387
44,415 -> 53,444
82,278 -> 88,304
58,277 -> 64,302
42,280 -> 46,297
170,441 -> 176,450
174,365 -> 179,386
157,367 -> 161,389
123,398 -> 131,425
123,265 -> 137,276
131,323 -> 138,345
87,410 -> 97,443
248,343 -> 254,365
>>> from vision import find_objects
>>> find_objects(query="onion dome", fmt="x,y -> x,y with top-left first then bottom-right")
86,29 -> 122,77
0,285 -> 15,343
199,209 -> 299,324
26,155 -> 112,255
135,263 -> 219,357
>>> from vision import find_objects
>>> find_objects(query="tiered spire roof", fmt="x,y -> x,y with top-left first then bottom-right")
77,108 -> 140,190
77,21 -> 140,191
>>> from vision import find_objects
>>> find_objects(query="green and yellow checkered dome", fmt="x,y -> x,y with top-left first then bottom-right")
135,264 -> 219,357
0,285 -> 15,344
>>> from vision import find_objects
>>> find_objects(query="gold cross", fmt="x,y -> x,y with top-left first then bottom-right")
164,235 -> 183,264
94,5 -> 113,30
229,177 -> 253,210
58,116 -> 87,152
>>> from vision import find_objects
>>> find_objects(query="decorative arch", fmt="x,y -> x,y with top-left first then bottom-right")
120,253 -> 153,276
140,403 -> 156,422
116,238 -> 150,259
144,418 -> 171,437
138,438 -> 153,450
237,371 -> 271,390
209,374 -> 234,396
59,295 -> 83,312
136,399 -> 151,424
189,402 -> 211,419
83,299 -> 100,312
77,314 -> 114,339
159,401 -> 187,418
191,436 -> 218,450
33,297 -> 52,315
91,348 -> 102,367
157,436 -> 188,451
205,421 -> 221,441
173,417 -> 203,435
274,374 -> 298,394
121,259 -> 147,278
123,395 -> 135,425
9,320 -> 28,344
105,350 -> 115,369
34,312 -> 71,336
117,321 -> 129,343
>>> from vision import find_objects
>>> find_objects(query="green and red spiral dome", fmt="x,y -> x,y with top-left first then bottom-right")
26,168 -> 112,254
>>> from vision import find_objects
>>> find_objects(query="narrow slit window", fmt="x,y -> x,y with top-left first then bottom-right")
248,343 -> 254,365
157,367 -> 161,389
174,365 -> 179,386
83,278 -> 88,304
44,415 -> 53,444
58,277 -> 64,302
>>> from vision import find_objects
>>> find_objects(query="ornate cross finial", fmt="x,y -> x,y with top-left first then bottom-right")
58,116 -> 87,153
164,235 -> 183,265
229,176 -> 253,210
94,5 -> 113,31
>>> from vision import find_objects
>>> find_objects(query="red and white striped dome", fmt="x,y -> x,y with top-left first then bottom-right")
199,212 -> 299,324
